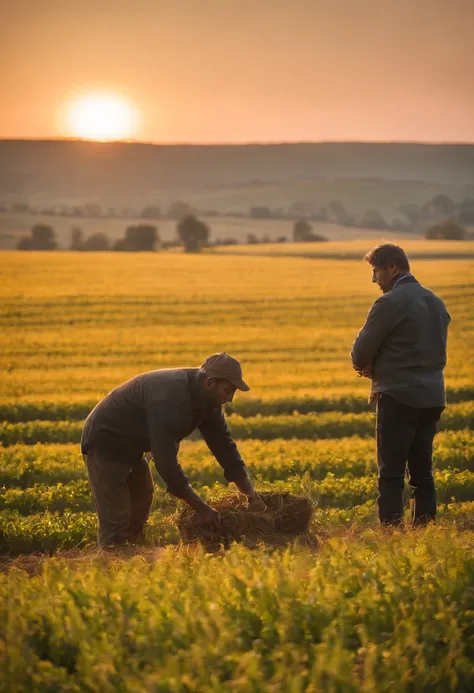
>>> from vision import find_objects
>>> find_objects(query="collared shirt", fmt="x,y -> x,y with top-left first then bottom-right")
81,368 -> 249,497
390,272 -> 412,290
351,275 -> 451,408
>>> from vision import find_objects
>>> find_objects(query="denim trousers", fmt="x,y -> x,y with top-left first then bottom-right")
376,393 -> 444,525
84,448 -> 154,547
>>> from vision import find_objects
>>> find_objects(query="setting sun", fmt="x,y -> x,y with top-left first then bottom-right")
64,92 -> 139,141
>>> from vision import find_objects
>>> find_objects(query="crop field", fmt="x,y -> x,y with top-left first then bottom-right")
213,238 -> 474,259
1,250 -> 474,691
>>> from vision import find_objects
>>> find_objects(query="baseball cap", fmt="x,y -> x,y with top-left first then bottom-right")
201,352 -> 250,391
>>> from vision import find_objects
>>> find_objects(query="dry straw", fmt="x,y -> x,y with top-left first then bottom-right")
178,491 -> 316,550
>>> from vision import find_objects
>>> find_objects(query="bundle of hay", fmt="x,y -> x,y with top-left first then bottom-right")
178,491 -> 315,550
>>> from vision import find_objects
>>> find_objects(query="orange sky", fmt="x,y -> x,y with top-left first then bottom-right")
1,0 -> 473,143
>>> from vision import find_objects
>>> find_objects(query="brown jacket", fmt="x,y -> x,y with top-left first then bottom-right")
81,368 -> 249,497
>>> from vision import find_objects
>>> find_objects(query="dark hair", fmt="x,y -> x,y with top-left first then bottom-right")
364,243 -> 410,271
198,370 -> 228,385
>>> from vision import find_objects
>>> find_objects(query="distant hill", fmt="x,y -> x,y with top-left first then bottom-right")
2,140 -> 474,211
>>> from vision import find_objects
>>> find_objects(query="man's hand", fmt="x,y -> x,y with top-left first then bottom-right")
355,365 -> 372,378
179,487 -> 221,528
197,505 -> 220,529
233,477 -> 266,511
247,494 -> 267,512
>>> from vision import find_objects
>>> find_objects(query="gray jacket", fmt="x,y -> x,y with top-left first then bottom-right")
81,368 -> 249,497
351,275 -> 451,407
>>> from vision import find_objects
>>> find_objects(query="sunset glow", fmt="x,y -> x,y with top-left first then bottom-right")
2,1 -> 473,143
65,92 -> 139,141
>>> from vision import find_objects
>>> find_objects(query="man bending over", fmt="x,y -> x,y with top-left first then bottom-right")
81,352 -> 264,547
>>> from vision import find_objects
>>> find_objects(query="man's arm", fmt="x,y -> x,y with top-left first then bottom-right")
198,409 -> 264,507
146,404 -> 219,525
351,297 -> 397,375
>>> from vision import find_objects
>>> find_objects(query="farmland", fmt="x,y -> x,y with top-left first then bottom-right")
1,249 -> 474,691
213,238 -> 474,259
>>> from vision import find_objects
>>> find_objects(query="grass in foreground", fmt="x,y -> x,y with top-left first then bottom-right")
1,527 -> 473,692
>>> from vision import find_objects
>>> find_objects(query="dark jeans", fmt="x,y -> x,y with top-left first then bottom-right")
84,448 -> 154,548
376,393 -> 444,526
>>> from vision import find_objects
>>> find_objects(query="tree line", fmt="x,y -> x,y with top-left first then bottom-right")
16,216 -> 314,252
16,215 -> 213,253
14,192 -> 474,251
5,194 -> 474,231
15,214 -> 472,253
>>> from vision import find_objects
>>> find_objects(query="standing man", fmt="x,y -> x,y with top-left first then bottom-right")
351,244 -> 451,526
81,353 -> 265,547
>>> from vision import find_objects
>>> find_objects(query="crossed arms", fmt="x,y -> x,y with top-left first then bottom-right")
351,296 -> 397,378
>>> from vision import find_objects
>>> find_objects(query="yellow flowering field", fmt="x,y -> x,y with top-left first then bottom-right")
1,248 -> 473,691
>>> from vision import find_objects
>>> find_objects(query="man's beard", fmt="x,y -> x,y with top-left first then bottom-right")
203,390 -> 222,408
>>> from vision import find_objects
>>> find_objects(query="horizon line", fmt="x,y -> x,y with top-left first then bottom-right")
1,136 -> 474,147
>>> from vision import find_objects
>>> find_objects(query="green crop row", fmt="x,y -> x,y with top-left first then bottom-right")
226,403 -> 474,440
0,402 -> 474,445
2,384 -> 474,422
2,401 -> 473,446
0,508 -> 178,556
0,443 -> 85,488
277,469 -> 474,509
227,385 -> 474,416
0,400 -> 95,423
0,481 -> 178,517
0,480 -> 93,515
1,498 -> 473,557
1,429 -> 473,490
0,420 -> 82,447
3,468 -> 474,517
